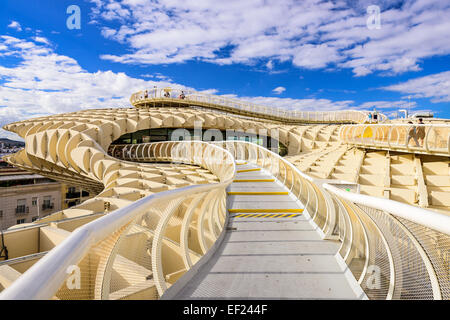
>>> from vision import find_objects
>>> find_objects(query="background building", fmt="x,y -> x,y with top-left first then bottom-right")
0,166 -> 63,229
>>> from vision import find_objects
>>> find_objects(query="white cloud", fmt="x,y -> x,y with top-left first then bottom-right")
0,31 -> 430,141
222,94 -> 416,115
89,0 -> 450,76
0,35 -> 187,140
382,71 -> 450,102
140,72 -> 173,82
33,36 -> 50,45
7,21 -> 22,32
272,86 -> 286,95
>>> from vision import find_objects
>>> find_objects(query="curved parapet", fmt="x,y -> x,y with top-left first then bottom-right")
0,141 -> 236,300
0,139 -> 448,300
340,123 -> 450,157
324,183 -> 450,300
211,141 -> 450,300
131,88 -> 379,124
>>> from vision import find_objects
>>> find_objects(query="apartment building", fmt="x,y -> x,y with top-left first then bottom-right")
0,166 -> 63,230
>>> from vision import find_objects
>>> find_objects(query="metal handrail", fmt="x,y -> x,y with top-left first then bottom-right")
211,140 -> 338,239
211,141 -> 449,299
323,183 -> 449,300
0,141 -> 236,300
1,140 -> 447,300
130,87 -> 384,124
323,184 -> 450,236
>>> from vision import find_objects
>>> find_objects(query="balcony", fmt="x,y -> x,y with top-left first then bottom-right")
42,203 -> 54,211
15,206 -> 29,215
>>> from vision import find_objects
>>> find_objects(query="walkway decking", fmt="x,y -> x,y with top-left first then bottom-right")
170,162 -> 365,299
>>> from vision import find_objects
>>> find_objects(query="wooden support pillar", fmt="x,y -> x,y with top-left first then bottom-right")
384,151 -> 391,188
414,155 -> 429,208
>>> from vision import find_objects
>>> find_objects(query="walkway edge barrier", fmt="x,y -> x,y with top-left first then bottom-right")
323,183 -> 450,236
0,141 -> 236,300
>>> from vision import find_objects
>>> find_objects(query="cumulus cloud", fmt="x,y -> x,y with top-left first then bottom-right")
382,71 -> 450,102
0,31 -> 427,140
89,0 -> 450,76
7,21 -> 22,31
33,36 -> 50,45
272,86 -> 286,95
223,94 -> 415,114
0,34 -> 186,140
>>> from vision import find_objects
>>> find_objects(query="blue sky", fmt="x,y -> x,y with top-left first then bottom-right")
1,0 -> 449,140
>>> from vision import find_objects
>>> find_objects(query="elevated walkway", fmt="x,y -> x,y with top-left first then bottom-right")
340,123 -> 450,157
165,162 -> 364,299
131,88 -> 376,124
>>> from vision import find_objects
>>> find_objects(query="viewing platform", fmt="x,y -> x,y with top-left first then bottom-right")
130,88 -> 382,125
340,124 -> 450,157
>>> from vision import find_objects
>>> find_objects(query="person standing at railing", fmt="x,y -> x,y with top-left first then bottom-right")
144,90 -> 148,99
368,112 -> 373,123
373,108 -> 378,123
416,118 -> 425,147
179,91 -> 185,99
407,121 -> 420,147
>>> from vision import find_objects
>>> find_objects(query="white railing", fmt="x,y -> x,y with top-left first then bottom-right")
340,123 -> 450,156
0,141 -> 236,300
111,140 -> 338,238
209,140 -> 339,240
130,88 -> 379,124
209,141 -> 449,300
1,140 -> 448,300
111,140 -> 450,300
323,183 -> 450,300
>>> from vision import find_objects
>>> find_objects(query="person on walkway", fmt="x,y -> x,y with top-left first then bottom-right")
407,121 -> 420,147
164,91 -> 170,98
416,118 -> 425,147
373,108 -> 378,123
368,112 -> 373,123
179,91 -> 185,99
144,90 -> 148,99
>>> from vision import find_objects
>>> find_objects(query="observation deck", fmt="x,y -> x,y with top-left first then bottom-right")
130,88 -> 384,124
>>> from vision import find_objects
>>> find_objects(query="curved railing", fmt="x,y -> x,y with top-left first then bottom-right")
208,140 -> 449,300
209,140 -> 339,239
0,141 -> 236,300
112,140 -> 338,239
323,184 -> 450,300
131,87 -> 378,124
107,140 -> 450,300
1,140 -> 448,300
340,123 -> 450,156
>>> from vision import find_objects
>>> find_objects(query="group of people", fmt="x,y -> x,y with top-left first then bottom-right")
407,118 -> 426,147
367,110 -> 379,123
140,89 -> 186,99
163,90 -> 185,99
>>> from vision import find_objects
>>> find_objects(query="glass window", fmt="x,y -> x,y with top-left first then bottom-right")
16,219 -> 25,224
32,197 -> 37,206
43,196 -> 51,206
